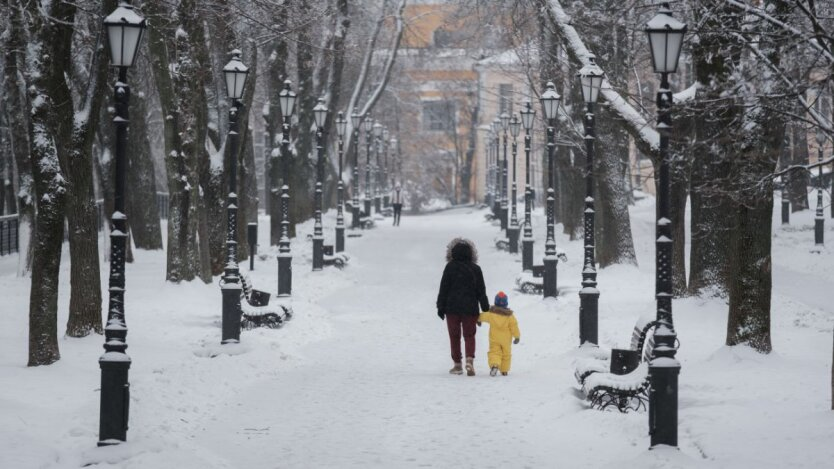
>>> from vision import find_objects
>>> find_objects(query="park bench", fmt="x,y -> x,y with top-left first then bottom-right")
322,245 -> 350,269
515,250 -> 567,294
573,315 -> 680,413
494,236 -> 510,251
238,274 -> 293,329
572,314 -> 657,385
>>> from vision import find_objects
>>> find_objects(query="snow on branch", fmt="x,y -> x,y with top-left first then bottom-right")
545,0 -> 660,154
724,0 -> 834,64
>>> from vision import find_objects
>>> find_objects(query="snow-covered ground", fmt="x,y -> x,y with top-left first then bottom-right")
1,194 -> 832,468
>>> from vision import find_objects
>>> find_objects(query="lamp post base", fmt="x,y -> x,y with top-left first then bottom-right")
374,196 -> 382,214
336,225 -> 345,252
384,195 -> 390,208
221,283 -> 242,344
522,237 -> 534,271
277,254 -> 292,296
98,357 -> 131,446
781,199 -> 790,225
364,199 -> 372,217
313,237 -> 323,271
649,358 -> 680,448
352,205 -> 360,229
815,217 -> 824,246
508,226 -> 520,254
579,287 -> 599,345
500,205 -> 508,230
543,257 -> 558,298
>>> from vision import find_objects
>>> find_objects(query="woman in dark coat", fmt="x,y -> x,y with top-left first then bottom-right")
436,238 -> 490,376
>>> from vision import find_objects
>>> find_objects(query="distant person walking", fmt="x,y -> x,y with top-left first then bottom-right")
391,184 -> 404,226
436,238 -> 490,376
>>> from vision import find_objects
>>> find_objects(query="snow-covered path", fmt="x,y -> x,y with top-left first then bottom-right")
2,204 -> 833,468
194,209 -> 605,468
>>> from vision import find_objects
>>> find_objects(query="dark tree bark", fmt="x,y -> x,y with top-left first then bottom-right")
265,3 -> 290,246
785,117 -> 811,212
726,0 -> 792,353
56,0 -> 115,337
687,1 -> 741,297
291,0 -> 317,238
19,0 -> 67,365
146,0 -> 211,283
234,44 -> 259,262
3,0 -> 35,275
126,66 -> 163,251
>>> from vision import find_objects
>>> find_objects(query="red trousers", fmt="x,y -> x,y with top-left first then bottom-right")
446,314 -> 478,362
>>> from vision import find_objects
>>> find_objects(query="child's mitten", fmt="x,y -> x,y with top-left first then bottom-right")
513,338 -> 520,344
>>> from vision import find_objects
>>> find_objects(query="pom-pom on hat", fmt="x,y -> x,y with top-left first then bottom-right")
494,291 -> 509,308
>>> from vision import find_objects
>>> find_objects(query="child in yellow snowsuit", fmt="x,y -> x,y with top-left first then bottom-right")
478,291 -> 520,376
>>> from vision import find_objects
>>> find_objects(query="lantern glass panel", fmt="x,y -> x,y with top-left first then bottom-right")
104,5 -> 146,68
520,102 -> 535,131
351,113 -> 361,128
364,118 -> 374,132
646,9 -> 687,74
313,100 -> 328,128
509,116 -> 521,138
500,113 -> 510,130
373,123 -> 383,137
336,113 -> 348,137
279,82 -> 296,118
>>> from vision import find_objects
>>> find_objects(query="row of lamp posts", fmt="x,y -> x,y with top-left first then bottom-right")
97,0 -> 402,447
482,1 -> 686,450
96,0 -> 684,452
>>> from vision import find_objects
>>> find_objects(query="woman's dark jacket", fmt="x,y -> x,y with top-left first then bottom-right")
436,241 -> 489,316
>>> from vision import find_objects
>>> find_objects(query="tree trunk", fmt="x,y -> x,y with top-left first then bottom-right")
265,3 -> 289,246
56,0 -> 111,338
726,195 -> 774,353
786,119 -> 811,212
3,0 -> 35,275
20,0 -> 66,365
596,107 -> 637,267
146,0 -> 211,283
126,71 -> 163,251
670,158 -> 689,295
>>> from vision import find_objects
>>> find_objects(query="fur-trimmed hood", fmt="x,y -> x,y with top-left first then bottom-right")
489,305 -> 514,316
446,237 -> 479,263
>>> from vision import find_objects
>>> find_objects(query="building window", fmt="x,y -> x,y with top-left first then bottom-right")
422,100 -> 456,131
499,84 -> 513,115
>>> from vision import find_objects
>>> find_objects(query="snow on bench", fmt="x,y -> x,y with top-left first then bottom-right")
239,275 -> 293,329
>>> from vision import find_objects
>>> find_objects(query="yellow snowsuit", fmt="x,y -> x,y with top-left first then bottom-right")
478,306 -> 520,373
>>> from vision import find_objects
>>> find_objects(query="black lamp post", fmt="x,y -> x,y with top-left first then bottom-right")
383,127 -> 391,208
781,177 -> 790,225
485,133 -> 493,207
277,80 -> 296,296
312,98 -> 328,271
351,112 -> 361,229
539,82 -> 561,299
520,101 -> 535,271
578,55 -> 604,346
815,129 -> 825,246
645,2 -> 686,449
99,1 -> 145,446
500,113 -> 510,232
508,115 -> 521,253
363,117 -> 373,217
220,50 -> 249,345
391,137 -> 398,187
335,112 -> 347,252
492,118 -> 502,218
373,121 -> 384,213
